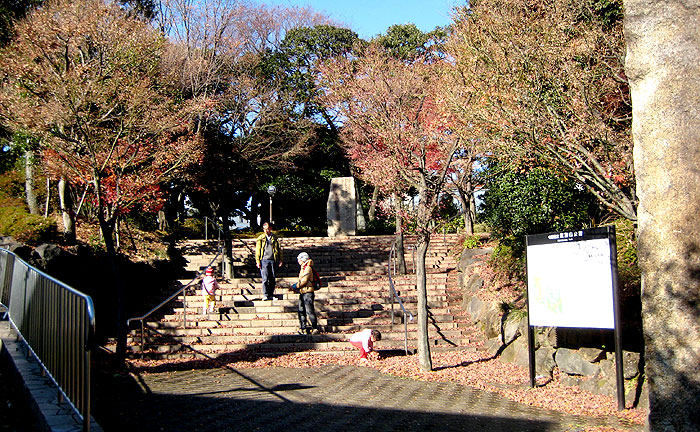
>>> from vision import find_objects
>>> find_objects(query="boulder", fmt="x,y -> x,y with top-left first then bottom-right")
502,315 -> 523,345
555,348 -> 600,377
578,347 -> 606,363
608,350 -> 641,380
535,347 -> 557,377
7,242 -> 32,262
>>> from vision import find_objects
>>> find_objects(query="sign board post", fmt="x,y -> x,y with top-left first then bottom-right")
525,226 -> 625,410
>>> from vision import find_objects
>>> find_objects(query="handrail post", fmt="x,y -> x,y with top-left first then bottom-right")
205,217 -> 208,241
183,289 -> 187,329
404,312 -> 408,355
140,320 -> 145,360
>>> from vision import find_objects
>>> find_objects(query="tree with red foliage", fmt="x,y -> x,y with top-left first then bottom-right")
0,0 -> 204,361
321,45 -> 460,371
0,0 -> 203,255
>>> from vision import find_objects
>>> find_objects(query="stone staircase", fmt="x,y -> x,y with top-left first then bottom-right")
126,234 -> 481,359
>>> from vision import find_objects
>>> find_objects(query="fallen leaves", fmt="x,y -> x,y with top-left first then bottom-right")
127,348 -> 647,426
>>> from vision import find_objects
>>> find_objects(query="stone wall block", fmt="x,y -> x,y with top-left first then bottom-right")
555,348 -> 600,377
502,316 -> 523,345
578,347 -> 606,363
467,296 -> 482,323
480,306 -> 501,339
608,351 -> 641,380
535,347 -> 557,377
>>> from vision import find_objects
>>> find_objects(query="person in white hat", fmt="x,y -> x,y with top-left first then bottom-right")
292,252 -> 320,334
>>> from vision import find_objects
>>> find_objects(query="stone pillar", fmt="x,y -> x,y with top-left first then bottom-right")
625,1 -> 700,429
327,177 -> 364,237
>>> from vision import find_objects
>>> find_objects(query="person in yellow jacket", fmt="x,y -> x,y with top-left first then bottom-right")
255,222 -> 282,300
291,252 -> 320,334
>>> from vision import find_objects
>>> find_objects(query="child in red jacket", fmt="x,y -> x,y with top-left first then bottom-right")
349,329 -> 381,362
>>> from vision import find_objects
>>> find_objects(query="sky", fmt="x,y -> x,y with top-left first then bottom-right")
268,0 -> 465,39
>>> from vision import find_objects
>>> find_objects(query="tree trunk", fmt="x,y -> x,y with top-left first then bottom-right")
24,149 -> 39,215
222,214 -> 234,279
625,1 -> 700,429
415,232 -> 432,372
44,178 -> 50,217
58,177 -> 76,244
368,186 -> 379,222
393,195 -> 407,274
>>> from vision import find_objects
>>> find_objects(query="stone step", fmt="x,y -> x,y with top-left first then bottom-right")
126,336 -> 472,357
127,234 -> 470,359
135,321 -> 460,337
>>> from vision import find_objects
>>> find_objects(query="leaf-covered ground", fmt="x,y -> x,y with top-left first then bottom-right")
128,348 -> 647,429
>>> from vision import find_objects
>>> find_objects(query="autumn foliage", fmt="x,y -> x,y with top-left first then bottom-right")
0,0 -> 204,253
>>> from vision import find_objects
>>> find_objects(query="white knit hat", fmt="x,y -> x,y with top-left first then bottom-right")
297,252 -> 310,263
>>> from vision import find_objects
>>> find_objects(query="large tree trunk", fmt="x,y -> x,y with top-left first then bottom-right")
625,2 -> 700,429
24,149 -> 39,215
415,232 -> 432,372
58,177 -> 76,244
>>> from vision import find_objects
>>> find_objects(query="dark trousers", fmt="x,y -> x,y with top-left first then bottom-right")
260,259 -> 276,299
298,292 -> 317,330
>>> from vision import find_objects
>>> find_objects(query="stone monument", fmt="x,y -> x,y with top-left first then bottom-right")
326,177 -> 366,237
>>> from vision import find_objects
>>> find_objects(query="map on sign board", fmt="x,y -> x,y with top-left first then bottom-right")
526,230 -> 616,329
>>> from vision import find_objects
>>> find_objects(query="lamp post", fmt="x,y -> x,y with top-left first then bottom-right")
267,185 -> 276,224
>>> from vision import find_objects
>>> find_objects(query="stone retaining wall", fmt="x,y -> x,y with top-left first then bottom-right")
458,247 -> 648,409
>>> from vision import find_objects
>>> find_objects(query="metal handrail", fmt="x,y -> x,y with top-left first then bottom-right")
387,242 -> 414,355
437,212 -> 465,247
204,216 -> 221,241
126,244 -> 223,358
204,216 -> 254,254
0,249 -> 96,432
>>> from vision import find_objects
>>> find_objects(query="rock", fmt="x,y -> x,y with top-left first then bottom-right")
535,347 -> 557,377
578,347 -> 605,363
555,348 -> 600,377
466,274 -> 484,293
484,337 -> 503,357
560,374 -> 583,388
580,375 -> 617,397
7,242 -> 32,262
480,305 -> 501,339
608,351 -> 641,380
502,315 -> 523,345
468,297 -> 484,324
458,248 -> 484,270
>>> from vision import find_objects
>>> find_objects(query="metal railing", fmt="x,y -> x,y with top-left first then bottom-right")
204,216 -> 222,241
126,242 -> 223,358
387,242 -> 414,355
0,249 -> 96,432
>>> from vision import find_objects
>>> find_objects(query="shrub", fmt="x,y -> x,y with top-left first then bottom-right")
463,234 -> 483,249
481,166 -> 597,241
0,206 -> 56,245
171,218 -> 205,239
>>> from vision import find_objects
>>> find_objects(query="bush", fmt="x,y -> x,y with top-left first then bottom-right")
481,166 -> 597,241
0,206 -> 56,245
358,217 -> 395,235
463,234 -> 483,249
488,237 -> 526,282
171,218 -> 206,239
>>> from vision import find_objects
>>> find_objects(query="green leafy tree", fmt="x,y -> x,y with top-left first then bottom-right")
481,165 -> 598,247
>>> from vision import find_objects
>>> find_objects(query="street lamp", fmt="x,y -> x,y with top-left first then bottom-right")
267,185 -> 276,224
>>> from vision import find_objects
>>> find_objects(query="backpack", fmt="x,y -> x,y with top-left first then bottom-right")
312,268 -> 322,291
